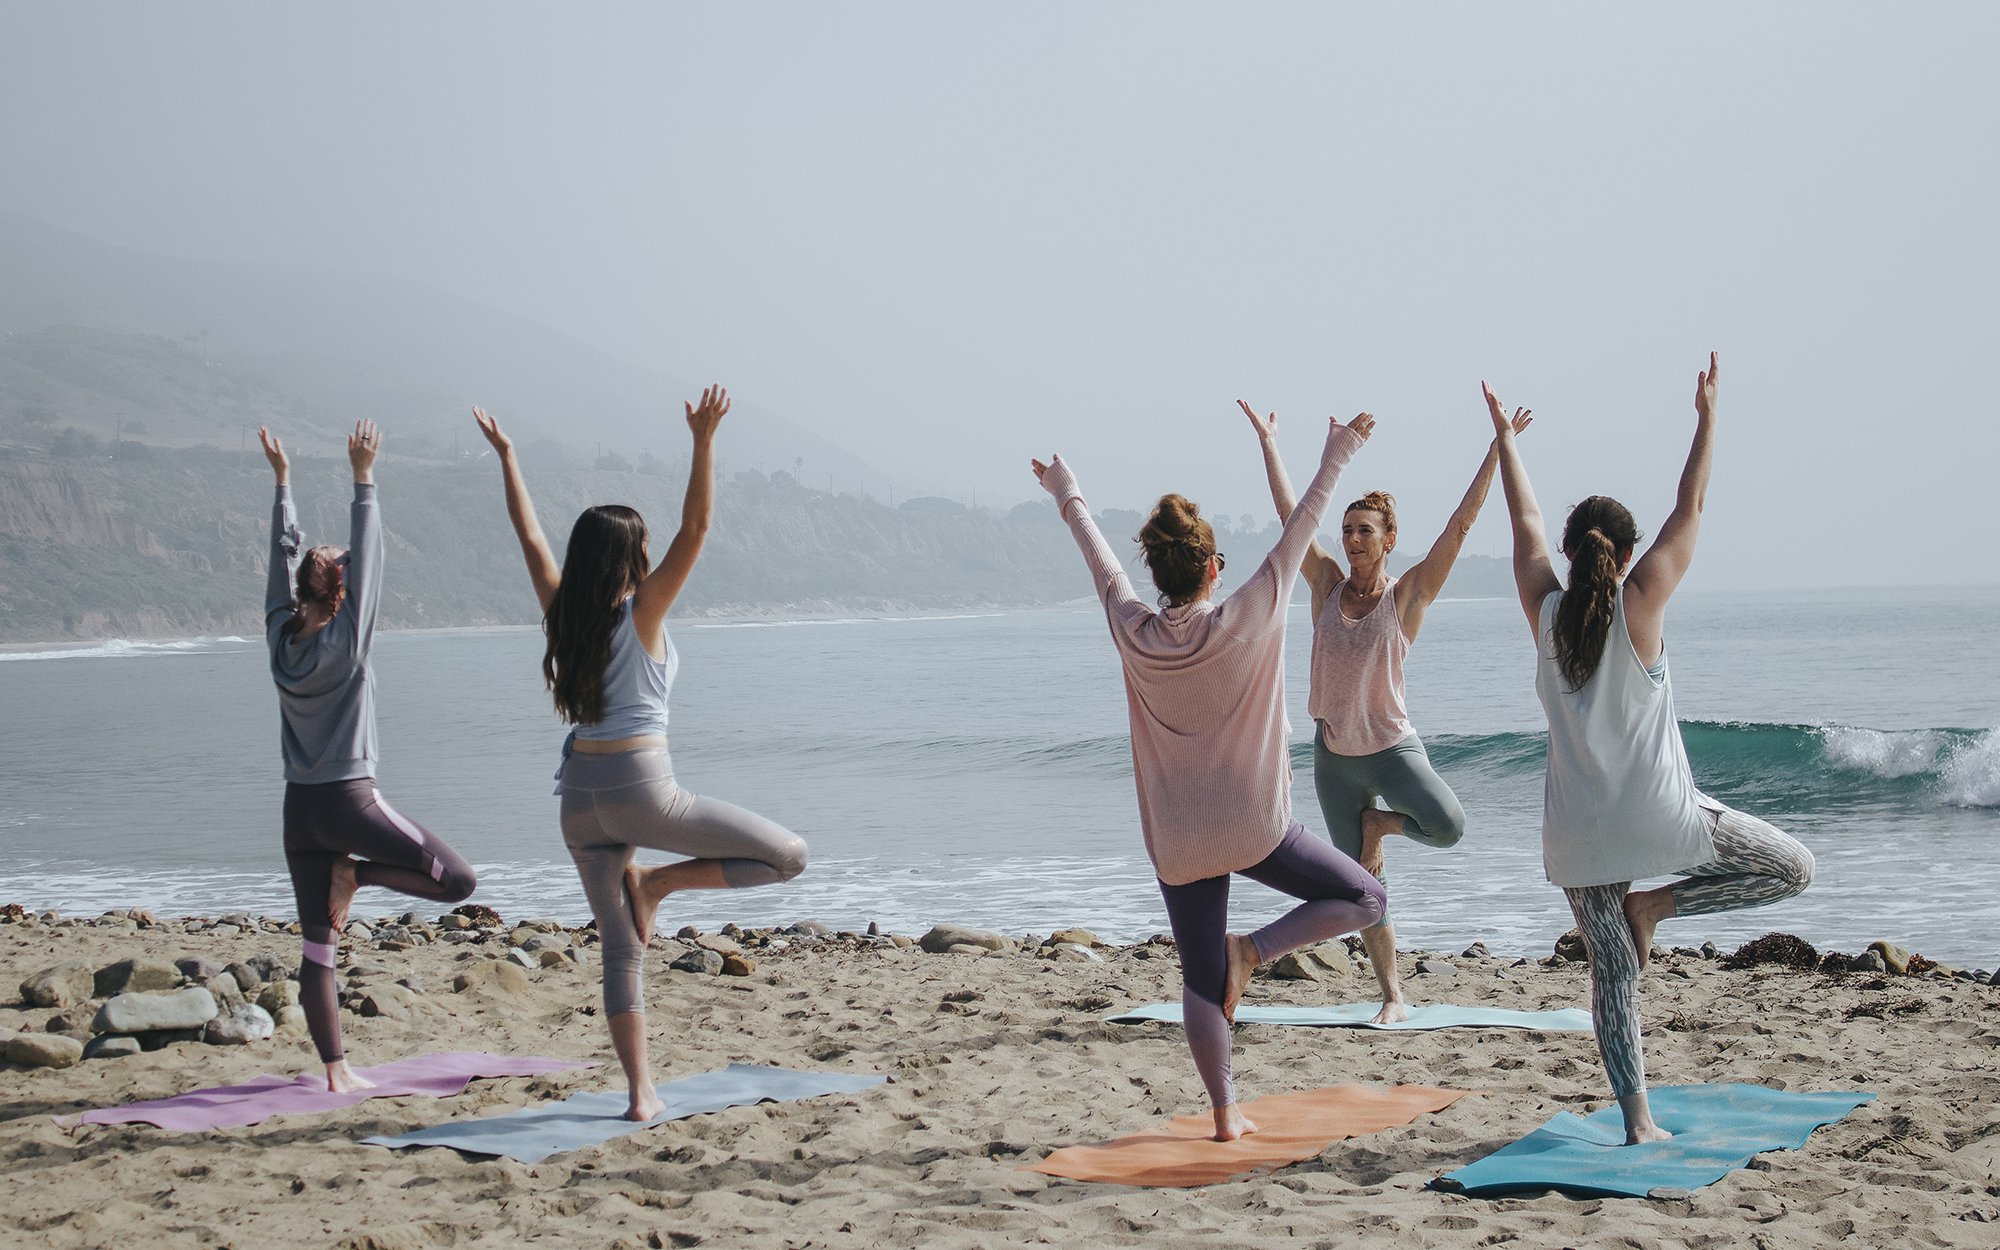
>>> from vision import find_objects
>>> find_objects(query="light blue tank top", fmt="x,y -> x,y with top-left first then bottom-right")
571,597 -> 676,739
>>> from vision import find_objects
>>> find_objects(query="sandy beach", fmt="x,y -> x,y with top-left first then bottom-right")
2,908 -> 1995,1250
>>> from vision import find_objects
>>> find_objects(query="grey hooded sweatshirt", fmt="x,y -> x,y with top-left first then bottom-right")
265,482 -> 382,784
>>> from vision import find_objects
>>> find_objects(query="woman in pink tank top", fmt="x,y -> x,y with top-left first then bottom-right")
1239,400 -> 1531,1023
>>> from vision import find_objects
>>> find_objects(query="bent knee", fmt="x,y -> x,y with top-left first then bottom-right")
771,835 -> 808,882
1781,847 -> 1815,897
438,865 -> 478,904
1359,878 -> 1388,927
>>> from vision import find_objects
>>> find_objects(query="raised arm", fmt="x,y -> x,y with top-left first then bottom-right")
1485,381 -> 1560,634
1238,400 -> 1342,598
1031,454 -> 1146,626
259,427 -> 301,635
631,385 -> 727,638
1396,406 -> 1533,638
1223,414 -> 1372,629
1625,353 -> 1719,634
341,420 -> 385,655
473,407 -> 561,612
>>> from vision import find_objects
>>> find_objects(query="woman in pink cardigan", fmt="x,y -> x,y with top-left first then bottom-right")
1033,410 -> 1387,1141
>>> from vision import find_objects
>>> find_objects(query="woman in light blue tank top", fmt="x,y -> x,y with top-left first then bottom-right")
475,386 -> 807,1123
1486,356 -> 1813,1145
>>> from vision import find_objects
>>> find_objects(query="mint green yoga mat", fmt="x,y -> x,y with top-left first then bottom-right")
1432,1084 -> 1875,1198
1106,1002 -> 1595,1031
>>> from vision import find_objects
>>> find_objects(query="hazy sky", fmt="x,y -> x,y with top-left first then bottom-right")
4,3 -> 1994,589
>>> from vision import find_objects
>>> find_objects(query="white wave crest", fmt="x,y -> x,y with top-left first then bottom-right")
1817,726 -> 1952,779
0,637 -> 248,663
1940,730 -> 2000,808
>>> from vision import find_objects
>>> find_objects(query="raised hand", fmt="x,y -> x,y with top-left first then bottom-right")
1345,411 -> 1377,441
1695,351 -> 1719,421
472,406 -> 512,455
685,384 -> 730,441
347,419 -> 381,480
1237,399 -> 1279,442
1481,382 -> 1527,437
257,427 -> 289,483
1030,456 -> 1054,485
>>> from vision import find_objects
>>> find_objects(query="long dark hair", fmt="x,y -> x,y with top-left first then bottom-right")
544,505 -> 650,724
1137,493 -> 1216,608
1553,496 -> 1641,691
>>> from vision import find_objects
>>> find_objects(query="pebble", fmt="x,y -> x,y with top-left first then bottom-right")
538,949 -> 571,969
505,949 -> 536,969
1048,928 -> 1101,948
694,934 -> 742,956
1461,942 -> 1490,960
83,1035 -> 141,1061
1307,944 -> 1356,976
920,924 -> 1011,954
274,1006 -> 308,1033
19,960 -> 95,1009
670,949 -> 725,976
44,1006 -> 98,1035
1868,941 -> 1914,976
358,985 -> 420,1019
244,952 -> 291,983
1414,958 -> 1458,977
721,954 -> 757,977
203,1005 -> 276,1045
257,981 -> 301,1014
175,957 -> 225,982
94,987 -> 220,1035
225,962 -> 264,992
1,1033 -> 85,1068
1267,952 -> 1320,981
93,957 -> 181,998
789,920 -> 833,937
205,976 -> 246,1011
452,960 -> 532,996
1850,950 -> 1888,973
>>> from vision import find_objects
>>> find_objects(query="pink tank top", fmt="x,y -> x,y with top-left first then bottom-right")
1309,577 -> 1414,756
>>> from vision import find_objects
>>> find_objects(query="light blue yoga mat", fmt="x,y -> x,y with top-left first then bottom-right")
1432,1083 -> 1875,1198
363,1062 -> 889,1163
1106,1002 -> 1595,1031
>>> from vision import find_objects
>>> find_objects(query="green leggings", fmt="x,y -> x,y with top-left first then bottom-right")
1311,727 -> 1466,923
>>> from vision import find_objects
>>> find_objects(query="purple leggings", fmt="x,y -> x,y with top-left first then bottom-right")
1159,821 -> 1386,1108
283,779 -> 476,1062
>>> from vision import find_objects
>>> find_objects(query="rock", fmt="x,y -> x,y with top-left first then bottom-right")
452,960 -> 532,996
1,1033 -> 84,1068
538,949 -> 571,968
945,943 -> 991,957
83,1035 -> 141,1060
721,954 -> 757,977
520,934 -> 566,954
45,1006 -> 98,1034
1850,950 -> 1888,973
1268,952 -> 1320,980
93,957 -> 181,998
20,960 -> 95,1008
1461,942 -> 1490,960
676,924 -> 702,940
1047,943 -> 1104,964
244,953 -> 291,983
274,1006 -> 308,1033
1414,958 -> 1458,977
439,914 -> 475,931
94,987 -> 220,1034
505,948 -> 536,969
1700,941 -> 1720,959
1306,944 -> 1356,976
225,962 -> 264,992
175,957 -> 225,982
508,927 -> 539,947
256,981 -> 300,1014
205,976 -> 246,1011
890,935 -> 915,950
865,920 -> 880,937
1048,928 -> 1101,948
693,933 -> 742,956
919,924 -> 1011,954
137,1028 -> 205,1051
1989,968 -> 2000,987
1552,930 -> 1589,963
1868,941 -> 1914,976
670,949 -> 725,976
203,1005 -> 276,1045
789,920 -> 833,937
358,985 -> 420,1019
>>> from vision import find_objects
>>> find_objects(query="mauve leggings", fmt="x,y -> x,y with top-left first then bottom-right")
1159,822 -> 1387,1108
283,779 -> 476,1063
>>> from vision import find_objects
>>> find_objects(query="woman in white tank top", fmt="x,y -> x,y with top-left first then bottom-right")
1238,401 -> 1531,1024
1487,355 -> 1813,1145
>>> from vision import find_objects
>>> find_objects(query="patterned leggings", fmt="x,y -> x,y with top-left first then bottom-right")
1564,802 -> 1814,1098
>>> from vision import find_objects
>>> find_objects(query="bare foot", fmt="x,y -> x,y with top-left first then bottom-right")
1222,933 -> 1260,1023
327,857 -> 360,932
624,863 -> 658,944
1622,887 -> 1672,970
1626,1123 -> 1674,1145
1370,998 -> 1411,1025
324,1059 -> 376,1093
625,1086 -> 665,1122
1212,1103 -> 1260,1141
1617,1091 -> 1670,1143
1357,808 -> 1401,877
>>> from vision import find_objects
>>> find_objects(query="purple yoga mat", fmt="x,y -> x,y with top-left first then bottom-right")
63,1051 -> 593,1131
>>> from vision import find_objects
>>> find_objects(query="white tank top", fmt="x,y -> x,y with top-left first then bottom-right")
1309,578 -> 1414,756
1535,585 -> 1713,887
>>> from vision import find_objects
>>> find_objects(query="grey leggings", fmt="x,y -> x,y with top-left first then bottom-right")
558,747 -> 807,1017
1564,802 -> 1814,1098
1312,729 -> 1466,923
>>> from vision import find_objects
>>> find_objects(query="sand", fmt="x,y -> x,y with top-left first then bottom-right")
2,912 -> 1996,1250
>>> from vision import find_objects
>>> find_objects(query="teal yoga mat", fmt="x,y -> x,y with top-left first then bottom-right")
1432,1084 -> 1875,1198
1106,1002 -> 1595,1031
363,1063 -> 888,1163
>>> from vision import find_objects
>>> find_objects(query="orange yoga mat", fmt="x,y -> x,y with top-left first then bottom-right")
1030,1083 -> 1483,1188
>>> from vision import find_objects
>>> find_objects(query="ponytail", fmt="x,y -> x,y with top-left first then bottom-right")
1553,497 -> 1641,690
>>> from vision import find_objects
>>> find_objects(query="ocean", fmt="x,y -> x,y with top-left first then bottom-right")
2,586 -> 1996,966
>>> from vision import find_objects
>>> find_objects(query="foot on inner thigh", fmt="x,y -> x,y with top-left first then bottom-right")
1622,887 -> 1673,971
625,1085 -> 665,1122
324,1058 -> 375,1093
1212,1102 -> 1260,1142
327,857 -> 360,932
1222,933 -> 1260,1024
1357,808 -> 1401,877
